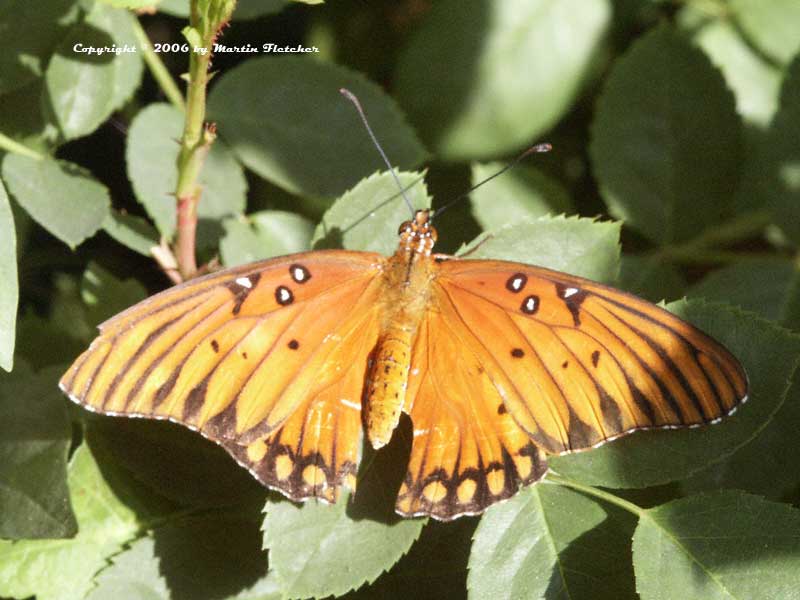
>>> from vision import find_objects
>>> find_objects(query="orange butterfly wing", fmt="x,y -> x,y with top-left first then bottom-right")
395,257 -> 747,519
60,250 -> 383,503
396,306 -> 548,519
434,260 -> 748,454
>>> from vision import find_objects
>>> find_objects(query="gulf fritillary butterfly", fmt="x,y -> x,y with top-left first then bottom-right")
60,208 -> 748,520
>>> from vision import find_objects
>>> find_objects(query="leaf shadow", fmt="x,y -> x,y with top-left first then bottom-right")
543,494 -> 638,600
152,508 -> 269,600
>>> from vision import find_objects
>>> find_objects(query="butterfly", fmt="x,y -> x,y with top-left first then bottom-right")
60,208 -> 748,520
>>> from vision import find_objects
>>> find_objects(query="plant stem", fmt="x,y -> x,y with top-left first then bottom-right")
545,472 -> 645,517
0,132 -> 44,160
131,18 -> 185,111
172,3 -> 225,280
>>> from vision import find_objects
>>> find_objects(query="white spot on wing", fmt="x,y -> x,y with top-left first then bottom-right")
235,276 -> 252,289
563,287 -> 579,298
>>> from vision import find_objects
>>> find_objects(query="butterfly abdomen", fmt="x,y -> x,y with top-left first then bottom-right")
365,327 -> 413,449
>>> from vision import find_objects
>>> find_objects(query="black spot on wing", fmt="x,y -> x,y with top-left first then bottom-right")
520,295 -> 539,314
183,380 -> 208,422
228,273 -> 261,315
289,264 -> 311,284
275,285 -> 294,306
598,388 -> 623,434
506,273 -> 527,293
555,283 -> 587,326
204,400 -> 239,439
511,348 -> 524,358
566,405 -> 602,450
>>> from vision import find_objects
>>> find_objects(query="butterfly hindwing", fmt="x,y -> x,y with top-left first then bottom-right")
396,307 -> 548,520
435,259 -> 748,455
60,250 -> 383,502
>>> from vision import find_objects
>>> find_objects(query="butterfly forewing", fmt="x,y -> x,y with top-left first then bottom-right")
60,251 -> 383,483
435,260 -> 748,454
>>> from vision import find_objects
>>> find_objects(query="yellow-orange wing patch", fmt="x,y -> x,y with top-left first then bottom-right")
396,306 -> 548,520
435,260 -> 749,455
61,250 -> 383,502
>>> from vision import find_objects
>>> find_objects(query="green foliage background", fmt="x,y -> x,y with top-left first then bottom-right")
1,0 -> 800,598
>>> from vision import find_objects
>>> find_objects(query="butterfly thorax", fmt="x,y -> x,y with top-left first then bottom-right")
365,210 -> 439,449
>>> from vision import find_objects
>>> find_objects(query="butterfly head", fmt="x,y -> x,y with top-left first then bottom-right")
398,209 -> 438,256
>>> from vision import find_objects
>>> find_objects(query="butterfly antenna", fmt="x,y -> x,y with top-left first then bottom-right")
431,143 -> 552,221
340,88 -> 415,216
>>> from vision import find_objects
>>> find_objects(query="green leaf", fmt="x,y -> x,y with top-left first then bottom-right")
85,536 -> 170,600
680,372 -> 800,502
681,266 -> 800,500
220,211 -> 315,267
2,154 -> 110,249
781,269 -> 800,331
45,4 -> 144,140
617,254 -> 686,304
395,0 -> 610,161
102,209 -> 160,256
463,215 -> 621,284
311,170 -> 431,255
0,442 -> 140,600
93,4 -> 145,112
632,491 -> 800,600
158,0 -> 289,19
87,511 -> 269,600
126,102 -> 248,237
263,494 -> 424,598
468,483 -> 636,600
470,162 -> 574,231
349,518 -> 476,600
0,79 -> 61,153
753,55 -> 800,245
0,181 -> 17,371
229,573 -> 284,600
208,56 -> 426,198
80,261 -> 147,326
590,25 -> 742,244
550,301 -> 800,488
0,364 -> 76,539
0,0 -> 81,95
679,5 -> 782,127
687,258 -> 795,322
729,0 -> 800,66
